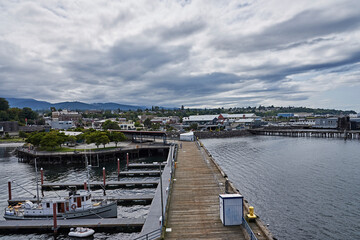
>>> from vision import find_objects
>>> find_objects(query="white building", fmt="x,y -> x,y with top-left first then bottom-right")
180,132 -> 195,141
50,119 -> 75,130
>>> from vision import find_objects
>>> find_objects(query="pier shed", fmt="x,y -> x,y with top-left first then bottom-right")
180,131 -> 194,141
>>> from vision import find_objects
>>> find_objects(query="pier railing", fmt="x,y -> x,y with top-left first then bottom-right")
242,217 -> 258,240
133,228 -> 161,240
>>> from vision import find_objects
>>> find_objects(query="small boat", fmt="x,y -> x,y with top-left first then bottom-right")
4,189 -> 117,220
69,227 -> 95,238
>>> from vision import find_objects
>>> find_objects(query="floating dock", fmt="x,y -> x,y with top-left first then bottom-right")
128,163 -> 166,169
0,218 -> 145,234
41,180 -> 158,190
118,170 -> 161,177
8,194 -> 154,206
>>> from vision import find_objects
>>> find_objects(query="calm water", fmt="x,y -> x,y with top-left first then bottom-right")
202,136 -> 360,240
0,143 -> 165,240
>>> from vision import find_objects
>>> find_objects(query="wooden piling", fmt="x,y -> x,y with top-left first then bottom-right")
8,181 -> 11,201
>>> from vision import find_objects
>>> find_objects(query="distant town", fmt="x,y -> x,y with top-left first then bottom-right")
1,97 -> 359,141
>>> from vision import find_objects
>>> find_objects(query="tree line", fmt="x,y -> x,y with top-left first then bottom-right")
25,129 -> 126,151
0,98 -> 40,124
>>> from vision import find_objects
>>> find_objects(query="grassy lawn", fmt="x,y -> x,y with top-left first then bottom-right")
0,138 -> 26,143
38,146 -> 119,152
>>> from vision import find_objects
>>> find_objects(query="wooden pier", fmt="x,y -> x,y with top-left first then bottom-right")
165,141 -> 246,239
250,128 -> 360,139
0,218 -> 145,234
41,180 -> 158,190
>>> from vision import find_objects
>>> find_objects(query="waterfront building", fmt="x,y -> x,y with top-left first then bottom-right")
314,118 -> 338,128
0,121 -> 19,135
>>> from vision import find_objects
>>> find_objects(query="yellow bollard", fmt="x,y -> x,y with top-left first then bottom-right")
247,206 -> 257,221
174,162 -> 177,168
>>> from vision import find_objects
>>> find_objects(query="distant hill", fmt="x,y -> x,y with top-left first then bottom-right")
6,98 -> 145,111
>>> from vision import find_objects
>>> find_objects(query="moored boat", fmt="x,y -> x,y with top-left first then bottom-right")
69,227 -> 95,238
4,189 -> 117,220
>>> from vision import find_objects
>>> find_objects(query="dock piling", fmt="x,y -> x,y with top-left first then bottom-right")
40,168 -> 44,185
126,153 -> 129,170
52,202 -> 58,234
117,158 -> 120,180
84,181 -> 87,191
8,181 -> 11,201
103,167 -> 106,196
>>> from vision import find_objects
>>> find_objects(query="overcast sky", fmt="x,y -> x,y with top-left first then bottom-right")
1,0 -> 360,111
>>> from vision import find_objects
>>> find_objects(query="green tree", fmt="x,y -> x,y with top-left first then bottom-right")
102,120 -> 120,130
26,132 -> 46,147
99,133 -> 110,148
0,111 -> 9,121
0,98 -> 9,111
40,132 -> 62,150
134,121 -> 141,128
67,136 -> 76,145
144,118 -> 151,128
19,131 -> 28,139
189,123 -> 198,130
110,131 -> 126,147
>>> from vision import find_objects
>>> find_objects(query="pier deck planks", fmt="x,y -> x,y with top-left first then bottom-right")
165,142 -> 246,239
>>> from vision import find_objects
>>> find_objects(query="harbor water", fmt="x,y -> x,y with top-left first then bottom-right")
202,136 -> 360,240
0,143 -> 165,240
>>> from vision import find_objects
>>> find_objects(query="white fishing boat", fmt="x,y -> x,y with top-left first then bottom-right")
4,155 -> 117,220
4,189 -> 117,220
69,227 -> 95,238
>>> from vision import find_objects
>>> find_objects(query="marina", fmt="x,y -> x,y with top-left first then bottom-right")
0,141 -> 272,239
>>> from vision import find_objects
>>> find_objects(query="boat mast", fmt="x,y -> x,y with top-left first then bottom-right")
85,148 -> 91,192
35,157 -> 40,204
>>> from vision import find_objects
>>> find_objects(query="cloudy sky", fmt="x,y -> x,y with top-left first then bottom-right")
1,0 -> 360,111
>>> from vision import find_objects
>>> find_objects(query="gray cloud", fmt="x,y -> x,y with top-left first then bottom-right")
1,0 -> 360,111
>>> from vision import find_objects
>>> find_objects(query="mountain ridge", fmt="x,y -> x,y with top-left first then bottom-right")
5,98 -> 146,111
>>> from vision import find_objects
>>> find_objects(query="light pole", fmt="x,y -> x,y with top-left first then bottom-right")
159,163 -> 164,227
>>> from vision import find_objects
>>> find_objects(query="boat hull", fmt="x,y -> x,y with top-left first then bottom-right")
4,201 -> 117,220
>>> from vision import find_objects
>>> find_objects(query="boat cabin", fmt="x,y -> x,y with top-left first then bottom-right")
23,190 -> 92,216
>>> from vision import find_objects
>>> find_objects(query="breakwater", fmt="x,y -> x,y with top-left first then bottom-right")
194,129 -> 252,139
